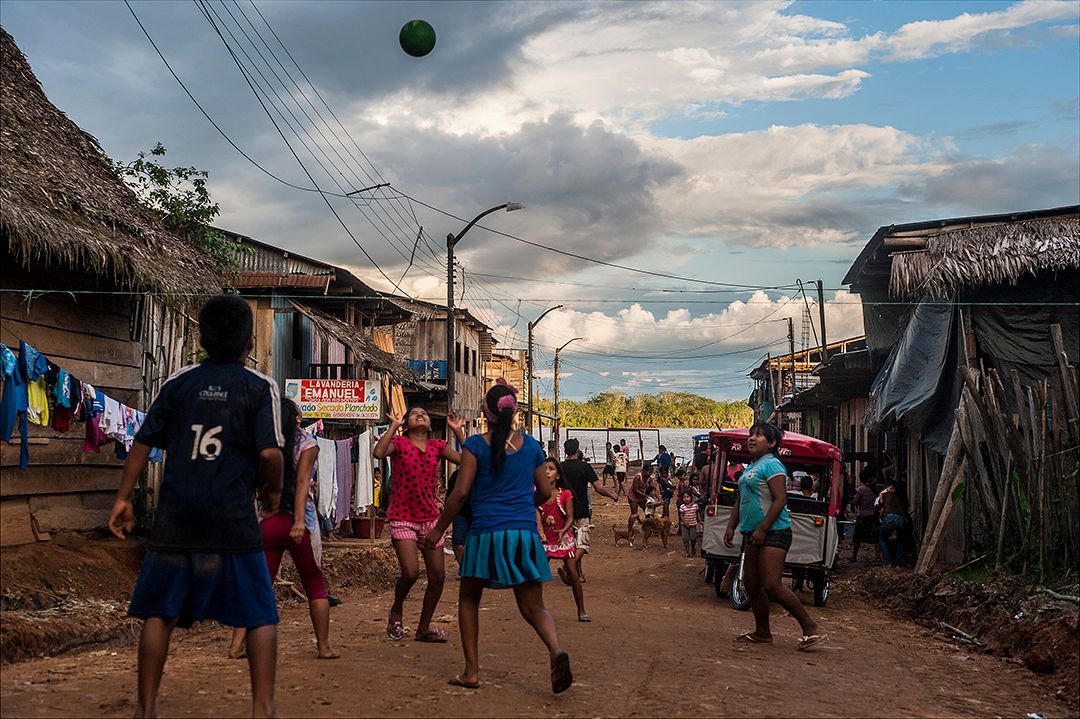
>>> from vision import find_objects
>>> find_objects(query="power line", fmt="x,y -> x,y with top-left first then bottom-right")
192,0 -> 413,296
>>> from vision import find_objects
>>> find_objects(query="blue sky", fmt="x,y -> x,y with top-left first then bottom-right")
2,0 -> 1077,402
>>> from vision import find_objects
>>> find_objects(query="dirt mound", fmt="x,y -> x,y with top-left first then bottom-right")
276,542 -> 398,597
851,568 -> 1080,703
1,538 -> 398,664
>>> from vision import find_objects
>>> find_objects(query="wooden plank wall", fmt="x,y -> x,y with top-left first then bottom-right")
1,264 -> 142,534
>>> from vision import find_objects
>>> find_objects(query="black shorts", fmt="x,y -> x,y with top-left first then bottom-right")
741,528 -> 793,552
854,515 -> 879,543
603,464 -> 615,476
616,472 -> 626,482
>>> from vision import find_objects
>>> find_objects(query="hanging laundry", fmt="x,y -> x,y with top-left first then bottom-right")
52,406 -> 72,433
334,438 -> 353,524
53,368 -> 72,408
83,411 -> 109,453
353,430 -> 374,513
0,344 -> 26,454
315,437 -> 337,520
100,395 -> 126,441
26,377 -> 49,426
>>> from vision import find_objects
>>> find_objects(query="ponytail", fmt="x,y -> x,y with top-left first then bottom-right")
484,380 -> 518,473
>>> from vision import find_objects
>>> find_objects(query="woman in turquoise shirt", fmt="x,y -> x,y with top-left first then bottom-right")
724,423 -> 825,650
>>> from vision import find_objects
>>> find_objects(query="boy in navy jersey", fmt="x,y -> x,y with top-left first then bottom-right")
109,295 -> 284,718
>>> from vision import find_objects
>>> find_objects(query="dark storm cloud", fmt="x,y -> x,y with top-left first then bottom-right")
898,144 -> 1080,212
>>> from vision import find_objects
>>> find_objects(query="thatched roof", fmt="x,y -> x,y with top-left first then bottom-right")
0,27 -> 220,295
888,214 -> 1079,298
288,300 -> 437,391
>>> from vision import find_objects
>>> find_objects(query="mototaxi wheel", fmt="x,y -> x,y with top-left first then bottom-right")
730,570 -> 750,611
812,573 -> 830,607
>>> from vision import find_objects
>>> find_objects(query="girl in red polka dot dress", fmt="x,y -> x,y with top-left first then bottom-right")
373,407 -> 465,642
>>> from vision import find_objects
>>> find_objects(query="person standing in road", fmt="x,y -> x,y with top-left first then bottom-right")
537,458 -> 589,622
850,468 -> 880,563
613,443 -> 629,496
878,480 -> 911,568
724,423 -> 824,650
603,442 -> 616,488
372,407 -> 465,643
424,379 -> 573,694
558,438 -> 618,586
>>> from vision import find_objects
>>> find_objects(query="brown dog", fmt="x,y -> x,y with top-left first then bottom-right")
613,524 -> 636,548
639,515 -> 671,549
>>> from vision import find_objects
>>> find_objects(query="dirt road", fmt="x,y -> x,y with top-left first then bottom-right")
0,499 -> 1070,717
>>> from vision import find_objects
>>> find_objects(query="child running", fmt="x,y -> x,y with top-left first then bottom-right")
424,379 -> 572,694
372,407 -> 464,642
108,295 -> 284,718
537,458 -> 588,622
678,491 -> 700,557
229,398 -> 338,660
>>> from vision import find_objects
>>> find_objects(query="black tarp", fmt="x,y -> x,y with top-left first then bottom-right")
868,300 -> 963,454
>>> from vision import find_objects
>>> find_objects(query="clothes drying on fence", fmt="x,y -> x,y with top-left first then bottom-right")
353,430 -> 374,513
334,438 -> 352,524
315,437 -> 337,520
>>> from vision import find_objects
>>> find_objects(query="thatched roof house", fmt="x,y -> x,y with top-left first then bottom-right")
1,27 -> 219,295
1,27 -> 220,541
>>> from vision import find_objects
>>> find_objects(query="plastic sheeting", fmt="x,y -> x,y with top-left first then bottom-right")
868,300 -> 963,454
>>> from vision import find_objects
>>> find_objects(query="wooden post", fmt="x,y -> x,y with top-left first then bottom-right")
916,456 -> 969,575
1050,323 -> 1079,442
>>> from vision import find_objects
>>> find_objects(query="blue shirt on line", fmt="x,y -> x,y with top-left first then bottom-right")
464,433 -> 545,535
737,453 -> 792,533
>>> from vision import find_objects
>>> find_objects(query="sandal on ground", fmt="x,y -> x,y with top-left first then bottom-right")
387,620 -> 406,641
797,633 -> 827,651
550,650 -> 573,694
448,675 -> 480,689
414,627 -> 448,643
735,632 -> 773,644
577,614 -> 591,623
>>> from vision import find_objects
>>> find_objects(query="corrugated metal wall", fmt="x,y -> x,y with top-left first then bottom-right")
271,294 -> 346,385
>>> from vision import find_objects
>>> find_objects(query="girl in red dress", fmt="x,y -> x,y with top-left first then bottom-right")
537,458 -> 589,622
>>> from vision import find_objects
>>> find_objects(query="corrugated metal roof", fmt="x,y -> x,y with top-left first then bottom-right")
233,272 -> 333,290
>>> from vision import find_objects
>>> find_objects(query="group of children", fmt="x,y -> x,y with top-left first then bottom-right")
109,297 -> 576,717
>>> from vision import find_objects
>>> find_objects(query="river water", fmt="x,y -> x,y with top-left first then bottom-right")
527,427 -> 712,463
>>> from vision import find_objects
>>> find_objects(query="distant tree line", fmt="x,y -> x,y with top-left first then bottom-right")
536,391 -> 753,429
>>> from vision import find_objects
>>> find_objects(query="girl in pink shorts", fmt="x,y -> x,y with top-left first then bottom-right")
373,407 -> 464,642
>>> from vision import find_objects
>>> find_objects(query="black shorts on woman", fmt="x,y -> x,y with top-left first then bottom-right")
741,527 -> 793,551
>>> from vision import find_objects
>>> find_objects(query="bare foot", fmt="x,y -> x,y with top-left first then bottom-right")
317,646 -> 341,659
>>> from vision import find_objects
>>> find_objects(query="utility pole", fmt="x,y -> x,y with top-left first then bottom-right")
788,315 -> 796,396
526,304 -> 564,435
816,280 -> 829,364
445,202 -> 524,413
553,337 -> 584,459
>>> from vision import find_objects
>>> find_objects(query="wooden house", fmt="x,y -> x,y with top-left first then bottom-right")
843,205 -> 1079,567
0,28 -> 219,542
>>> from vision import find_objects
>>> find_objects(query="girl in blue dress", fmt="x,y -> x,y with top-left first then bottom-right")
425,379 -> 572,693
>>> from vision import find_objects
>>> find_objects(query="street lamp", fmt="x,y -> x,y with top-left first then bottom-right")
553,337 -> 584,459
526,304 -> 564,435
446,203 -> 524,414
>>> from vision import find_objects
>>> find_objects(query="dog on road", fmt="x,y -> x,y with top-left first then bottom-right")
638,515 -> 672,549
613,524 -> 636,548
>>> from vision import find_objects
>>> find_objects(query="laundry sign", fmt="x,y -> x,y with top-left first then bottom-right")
284,379 -> 381,420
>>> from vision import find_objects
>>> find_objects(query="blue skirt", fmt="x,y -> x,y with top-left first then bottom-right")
460,529 -> 552,588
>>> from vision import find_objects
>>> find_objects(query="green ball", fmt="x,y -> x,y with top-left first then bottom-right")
400,19 -> 436,58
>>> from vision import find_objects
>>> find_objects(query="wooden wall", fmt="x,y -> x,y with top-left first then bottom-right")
406,317 -> 484,419
0,263 -> 197,539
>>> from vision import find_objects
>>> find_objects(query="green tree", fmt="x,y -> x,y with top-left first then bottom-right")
539,391 -> 754,429
109,143 -> 246,276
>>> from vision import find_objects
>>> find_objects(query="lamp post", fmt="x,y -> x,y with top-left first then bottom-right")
526,304 -> 564,436
553,336 -> 583,459
445,202 -> 524,414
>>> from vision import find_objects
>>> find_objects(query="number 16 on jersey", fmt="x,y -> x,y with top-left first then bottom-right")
190,424 -> 223,461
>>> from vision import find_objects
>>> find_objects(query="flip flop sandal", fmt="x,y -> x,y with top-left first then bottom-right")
387,621 -> 406,641
797,634 -> 827,651
448,675 -> 480,689
550,650 -> 573,694
735,632 -> 773,644
577,614 -> 592,623
415,627 -> 448,643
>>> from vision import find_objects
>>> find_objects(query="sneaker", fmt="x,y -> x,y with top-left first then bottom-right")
328,594 -> 343,607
